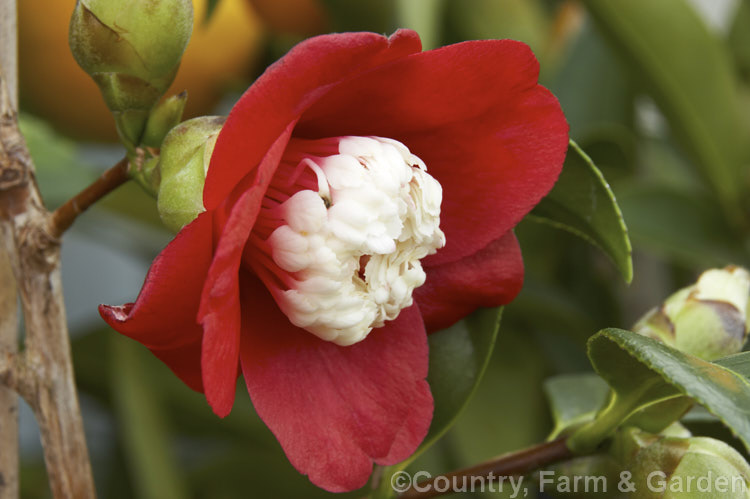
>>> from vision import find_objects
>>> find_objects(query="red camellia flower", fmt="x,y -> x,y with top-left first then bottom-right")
100,29 -> 568,491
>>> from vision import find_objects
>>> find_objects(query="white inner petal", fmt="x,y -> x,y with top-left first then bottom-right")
255,136 -> 445,346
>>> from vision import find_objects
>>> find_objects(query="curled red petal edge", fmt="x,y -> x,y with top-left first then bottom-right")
98,212 -> 213,350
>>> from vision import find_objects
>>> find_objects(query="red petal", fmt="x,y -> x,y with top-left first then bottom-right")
238,276 -> 432,492
205,29 -> 422,210
149,340 -> 203,392
295,39 -> 569,265
200,306 -> 240,417
198,124 -> 296,417
99,212 -> 213,350
379,380 -> 433,463
415,231 -> 524,333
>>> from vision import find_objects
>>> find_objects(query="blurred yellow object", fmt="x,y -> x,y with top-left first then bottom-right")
19,0 -> 264,142
248,0 -> 327,35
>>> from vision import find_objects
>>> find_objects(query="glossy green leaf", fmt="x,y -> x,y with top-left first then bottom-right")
544,373 -> 609,439
372,307 -> 502,498
582,0 -> 748,224
624,396 -> 695,435
111,335 -> 188,499
716,351 -> 750,379
569,328 -> 750,455
528,140 -> 633,282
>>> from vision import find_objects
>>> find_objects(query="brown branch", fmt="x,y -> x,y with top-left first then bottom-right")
0,69 -> 96,497
48,157 -> 130,238
398,438 -> 573,499
0,0 -> 16,109
0,250 -> 19,499
0,352 -> 35,403
0,1 -> 19,496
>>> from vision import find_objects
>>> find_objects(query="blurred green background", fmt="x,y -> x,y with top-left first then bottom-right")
15,0 -> 750,497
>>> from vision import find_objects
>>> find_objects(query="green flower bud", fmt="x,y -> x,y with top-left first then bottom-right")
634,266 -> 750,360
537,424 -> 693,498
141,92 -> 187,148
69,0 -> 193,145
155,116 -> 225,232
611,424 -> 691,465
623,429 -> 750,498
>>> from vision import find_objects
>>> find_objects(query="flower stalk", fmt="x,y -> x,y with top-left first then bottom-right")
397,438 -> 573,499
48,157 -> 131,238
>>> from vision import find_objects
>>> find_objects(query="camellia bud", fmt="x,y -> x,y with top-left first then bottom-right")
69,0 -> 193,146
619,428 -> 750,498
141,92 -> 187,149
155,116 -> 225,232
633,266 -> 750,360
539,424 -> 692,497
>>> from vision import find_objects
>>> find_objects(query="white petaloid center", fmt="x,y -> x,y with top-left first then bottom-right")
248,136 -> 445,346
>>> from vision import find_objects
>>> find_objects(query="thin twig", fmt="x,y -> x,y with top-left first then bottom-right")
48,157 -> 130,238
399,438 -> 573,499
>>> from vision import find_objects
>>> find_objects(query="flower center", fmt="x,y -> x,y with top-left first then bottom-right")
246,136 -> 445,346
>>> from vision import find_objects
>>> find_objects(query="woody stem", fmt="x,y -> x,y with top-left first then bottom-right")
48,157 -> 130,238
398,438 -> 573,499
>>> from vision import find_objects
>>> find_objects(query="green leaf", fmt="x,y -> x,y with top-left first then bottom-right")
372,307 -> 502,498
111,335 -> 189,499
544,373 -> 610,439
624,396 -> 695,435
569,329 -> 750,455
581,0 -> 749,225
528,140 -> 633,282
716,351 -> 750,379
